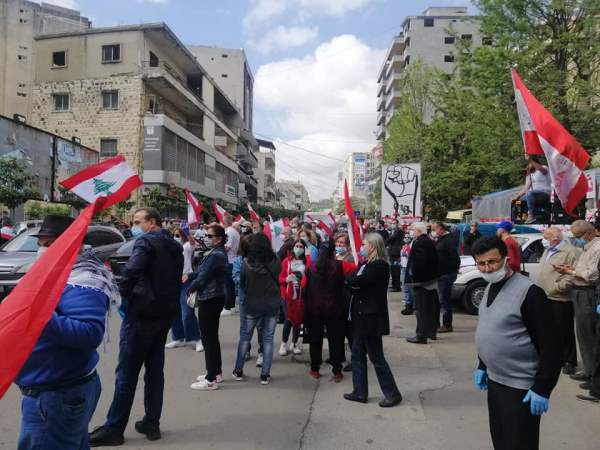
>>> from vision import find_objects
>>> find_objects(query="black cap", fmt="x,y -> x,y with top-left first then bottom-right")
31,215 -> 75,237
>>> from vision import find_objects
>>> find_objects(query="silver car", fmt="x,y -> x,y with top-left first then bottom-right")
0,225 -> 126,301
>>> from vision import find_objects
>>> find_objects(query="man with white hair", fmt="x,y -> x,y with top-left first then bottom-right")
404,222 -> 439,344
537,227 -> 580,375
222,215 -> 240,316
277,226 -> 295,261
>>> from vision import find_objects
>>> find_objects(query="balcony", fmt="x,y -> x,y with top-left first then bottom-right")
376,110 -> 386,126
385,87 -> 403,110
265,185 -> 275,195
377,33 -> 407,82
376,125 -> 387,141
377,93 -> 387,112
377,77 -> 387,96
385,54 -> 406,79
385,107 -> 398,125
386,72 -> 405,93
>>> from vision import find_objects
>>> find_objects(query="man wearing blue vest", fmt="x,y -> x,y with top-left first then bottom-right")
472,236 -> 562,450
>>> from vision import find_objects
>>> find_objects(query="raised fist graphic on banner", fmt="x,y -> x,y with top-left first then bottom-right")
384,164 -> 419,216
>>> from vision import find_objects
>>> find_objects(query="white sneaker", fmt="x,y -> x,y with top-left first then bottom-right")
256,353 -> 264,367
279,342 -> 288,356
291,343 -> 302,355
197,373 -> 223,383
165,340 -> 185,349
195,341 -> 204,352
190,379 -> 218,391
220,309 -> 233,317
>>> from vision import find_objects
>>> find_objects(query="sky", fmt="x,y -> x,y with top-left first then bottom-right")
41,0 -> 473,201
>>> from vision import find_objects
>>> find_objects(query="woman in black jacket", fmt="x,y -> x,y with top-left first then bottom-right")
344,233 -> 402,408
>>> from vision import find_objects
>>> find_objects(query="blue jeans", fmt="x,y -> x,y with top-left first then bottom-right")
436,274 -> 456,328
104,316 -> 171,435
238,295 -> 264,355
281,299 -> 300,343
224,264 -> 236,310
351,336 -> 401,399
171,281 -> 201,342
18,373 -> 101,450
234,308 -> 278,376
401,267 -> 413,307
519,190 -> 550,214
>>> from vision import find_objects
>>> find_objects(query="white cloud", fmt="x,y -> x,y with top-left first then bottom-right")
254,35 -> 385,200
42,0 -> 78,9
249,26 -> 319,54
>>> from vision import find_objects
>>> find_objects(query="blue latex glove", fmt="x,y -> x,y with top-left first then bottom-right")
596,305 -> 600,315
474,369 -> 488,390
523,390 -> 549,415
181,220 -> 191,236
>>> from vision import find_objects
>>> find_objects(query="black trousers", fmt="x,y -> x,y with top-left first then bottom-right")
197,297 -> 224,382
573,289 -> 598,375
547,300 -> 577,366
389,256 -> 401,289
589,318 -> 600,398
342,308 -> 353,361
306,313 -> 345,375
413,286 -> 437,340
487,379 -> 540,450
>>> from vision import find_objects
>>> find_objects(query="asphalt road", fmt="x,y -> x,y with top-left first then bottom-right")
1,292 -> 599,449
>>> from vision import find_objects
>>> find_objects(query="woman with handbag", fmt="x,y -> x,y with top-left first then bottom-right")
278,239 -> 310,357
185,224 -> 229,391
233,233 -> 282,385
304,243 -> 357,381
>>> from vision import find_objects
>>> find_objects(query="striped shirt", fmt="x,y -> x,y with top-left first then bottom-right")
572,237 -> 600,286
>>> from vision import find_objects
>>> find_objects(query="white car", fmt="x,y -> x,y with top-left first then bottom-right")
451,233 -> 573,315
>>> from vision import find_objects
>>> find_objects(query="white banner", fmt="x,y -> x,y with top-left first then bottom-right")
381,163 -> 422,218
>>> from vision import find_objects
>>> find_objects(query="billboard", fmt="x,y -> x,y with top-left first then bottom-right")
381,163 -> 421,218
354,155 -> 366,188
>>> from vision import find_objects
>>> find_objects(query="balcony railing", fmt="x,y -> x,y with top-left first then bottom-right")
141,60 -> 204,106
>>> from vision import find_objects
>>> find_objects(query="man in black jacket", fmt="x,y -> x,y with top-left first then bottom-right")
276,226 -> 295,261
405,222 -> 439,344
387,219 -> 404,292
431,221 -> 460,333
90,207 -> 184,446
463,221 -> 482,255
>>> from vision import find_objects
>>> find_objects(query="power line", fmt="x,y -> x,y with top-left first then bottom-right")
275,155 -> 338,188
256,109 -> 374,117
253,131 -> 346,162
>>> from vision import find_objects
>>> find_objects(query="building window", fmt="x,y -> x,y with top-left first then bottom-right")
102,91 -> 119,109
424,18 -> 434,27
461,34 -> 473,40
20,8 -> 29,13
482,37 -> 493,46
18,55 -> 27,61
53,94 -> 70,111
17,93 -> 26,97
102,44 -> 121,63
18,83 -> 26,88
149,51 -> 159,67
18,45 -> 28,50
444,55 -> 455,63
222,74 -> 228,78
445,37 -> 455,44
52,51 -> 66,68
100,139 -> 118,158
222,54 -> 228,58
19,18 -> 29,24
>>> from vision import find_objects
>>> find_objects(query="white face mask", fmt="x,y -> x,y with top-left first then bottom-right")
37,246 -> 48,259
430,231 -> 438,239
480,258 -> 508,284
409,230 -> 415,239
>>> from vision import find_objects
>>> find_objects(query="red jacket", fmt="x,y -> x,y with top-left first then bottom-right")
279,255 -> 311,301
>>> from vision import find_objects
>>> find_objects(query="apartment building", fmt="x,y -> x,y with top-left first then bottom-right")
376,6 -> 481,140
255,139 -> 276,207
187,45 -> 258,202
276,180 -> 310,211
342,151 -> 377,199
31,23 -> 255,206
0,0 -> 90,120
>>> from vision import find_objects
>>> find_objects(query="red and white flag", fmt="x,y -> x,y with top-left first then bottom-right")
235,214 -> 244,223
185,189 -> 203,227
211,202 -> 230,224
1,226 -> 15,241
59,154 -> 142,206
283,218 -> 290,227
307,213 -> 337,237
344,180 -> 363,263
246,200 -> 260,222
512,68 -> 590,215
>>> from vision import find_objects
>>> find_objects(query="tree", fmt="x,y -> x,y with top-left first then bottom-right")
57,185 -> 89,211
334,196 -> 365,216
0,159 -> 39,215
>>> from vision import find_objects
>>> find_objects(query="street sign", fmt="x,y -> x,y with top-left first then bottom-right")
354,210 -> 361,218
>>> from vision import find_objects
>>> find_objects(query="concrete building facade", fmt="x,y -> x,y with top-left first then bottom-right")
376,6 -> 481,140
255,139 -> 276,207
276,180 -> 310,211
0,0 -> 90,121
342,151 -> 377,199
30,23 -> 255,207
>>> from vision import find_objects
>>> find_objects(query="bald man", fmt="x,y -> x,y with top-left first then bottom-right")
537,227 -> 581,375
555,220 -> 600,382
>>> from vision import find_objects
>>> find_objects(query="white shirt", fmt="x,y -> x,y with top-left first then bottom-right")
182,242 -> 195,275
194,228 -> 207,239
225,226 -> 240,264
528,166 -> 552,193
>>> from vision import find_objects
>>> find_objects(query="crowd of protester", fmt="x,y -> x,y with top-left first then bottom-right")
10,207 -> 600,450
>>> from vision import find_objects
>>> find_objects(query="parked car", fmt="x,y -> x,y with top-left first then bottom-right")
448,223 -> 541,255
13,220 -> 43,236
0,225 -> 126,302
451,232 -> 574,315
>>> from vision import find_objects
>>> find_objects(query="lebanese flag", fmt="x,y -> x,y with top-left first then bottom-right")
1,226 -> 14,241
266,219 -> 284,253
283,218 -> 290,227
59,154 -> 142,207
211,202 -> 230,224
235,214 -> 244,222
344,181 -> 363,263
307,213 -> 337,237
512,68 -> 590,215
246,200 -> 260,222
185,189 -> 203,227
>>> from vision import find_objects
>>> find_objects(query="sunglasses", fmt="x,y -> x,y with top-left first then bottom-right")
206,234 -> 216,239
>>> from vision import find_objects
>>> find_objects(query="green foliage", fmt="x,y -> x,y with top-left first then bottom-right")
0,158 -> 39,212
334,196 -> 365,216
26,202 -> 70,219
57,185 -> 89,211
383,0 -> 600,220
